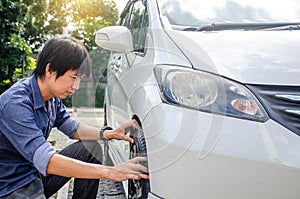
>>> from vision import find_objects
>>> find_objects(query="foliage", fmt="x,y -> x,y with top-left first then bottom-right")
62,0 -> 118,107
89,47 -> 110,82
69,0 -> 118,51
0,0 -> 118,100
0,0 -> 66,92
11,57 -> 36,83
64,0 -> 118,107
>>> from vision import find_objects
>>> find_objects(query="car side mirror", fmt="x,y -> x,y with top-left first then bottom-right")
95,26 -> 133,53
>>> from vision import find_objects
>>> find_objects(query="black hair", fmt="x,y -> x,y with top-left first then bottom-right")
33,36 -> 91,79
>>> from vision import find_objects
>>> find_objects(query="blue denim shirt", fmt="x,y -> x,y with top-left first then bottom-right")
0,75 -> 79,197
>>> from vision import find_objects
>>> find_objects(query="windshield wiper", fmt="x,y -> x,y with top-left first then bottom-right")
183,22 -> 300,31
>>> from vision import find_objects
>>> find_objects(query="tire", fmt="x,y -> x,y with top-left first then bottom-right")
128,128 -> 150,199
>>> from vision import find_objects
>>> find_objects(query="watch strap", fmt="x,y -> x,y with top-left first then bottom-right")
99,126 -> 113,140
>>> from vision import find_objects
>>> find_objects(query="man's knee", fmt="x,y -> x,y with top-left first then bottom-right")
59,141 -> 103,164
79,140 -> 103,164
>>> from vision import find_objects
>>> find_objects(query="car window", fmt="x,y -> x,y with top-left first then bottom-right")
120,0 -> 149,55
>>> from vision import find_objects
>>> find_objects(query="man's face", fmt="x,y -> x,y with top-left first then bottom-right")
49,69 -> 83,99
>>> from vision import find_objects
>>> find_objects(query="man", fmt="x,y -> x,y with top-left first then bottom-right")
0,36 -> 148,198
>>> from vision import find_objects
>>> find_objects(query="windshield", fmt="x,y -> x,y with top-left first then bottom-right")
157,0 -> 300,29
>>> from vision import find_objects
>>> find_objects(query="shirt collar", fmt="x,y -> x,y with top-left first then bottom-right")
30,75 -> 46,110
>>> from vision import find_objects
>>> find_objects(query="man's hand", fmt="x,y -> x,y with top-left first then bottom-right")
104,120 -> 140,143
108,157 -> 149,181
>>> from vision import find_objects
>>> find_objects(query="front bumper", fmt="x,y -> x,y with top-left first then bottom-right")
143,103 -> 300,199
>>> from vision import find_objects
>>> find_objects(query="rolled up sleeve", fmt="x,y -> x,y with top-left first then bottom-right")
33,142 -> 56,176
54,100 -> 80,139
57,117 -> 80,139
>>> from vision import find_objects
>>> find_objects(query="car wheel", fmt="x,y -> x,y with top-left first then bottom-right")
128,127 -> 150,199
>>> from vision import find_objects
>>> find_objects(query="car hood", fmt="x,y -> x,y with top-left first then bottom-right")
165,29 -> 300,85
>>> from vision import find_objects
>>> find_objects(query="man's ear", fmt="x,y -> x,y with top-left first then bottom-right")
45,63 -> 56,78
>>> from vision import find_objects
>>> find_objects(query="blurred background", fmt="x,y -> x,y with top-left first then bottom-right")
0,0 -> 125,108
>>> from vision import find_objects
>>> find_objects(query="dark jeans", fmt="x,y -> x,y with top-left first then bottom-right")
42,140 -> 103,199
0,178 -> 46,199
1,141 -> 102,199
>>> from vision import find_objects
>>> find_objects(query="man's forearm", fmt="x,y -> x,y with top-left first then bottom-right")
46,153 -> 110,179
46,154 -> 149,181
73,124 -> 100,140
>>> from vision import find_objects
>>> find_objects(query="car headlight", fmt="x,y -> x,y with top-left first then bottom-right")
154,65 -> 269,122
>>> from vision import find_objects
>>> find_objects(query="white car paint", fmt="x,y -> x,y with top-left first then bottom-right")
95,0 -> 300,198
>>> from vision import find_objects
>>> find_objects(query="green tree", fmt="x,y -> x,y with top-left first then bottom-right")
65,0 -> 118,108
0,0 -> 118,97
0,0 -> 67,93
70,0 -> 118,51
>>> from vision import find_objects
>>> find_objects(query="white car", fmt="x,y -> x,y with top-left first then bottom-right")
95,0 -> 300,198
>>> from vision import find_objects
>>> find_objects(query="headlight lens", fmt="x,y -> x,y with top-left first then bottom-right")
154,65 -> 269,122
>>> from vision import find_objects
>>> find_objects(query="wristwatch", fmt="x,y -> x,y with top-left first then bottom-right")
99,126 -> 113,140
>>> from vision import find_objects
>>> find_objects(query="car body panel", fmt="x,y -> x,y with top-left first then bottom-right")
144,104 -> 300,198
95,0 -> 300,198
166,30 -> 300,85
